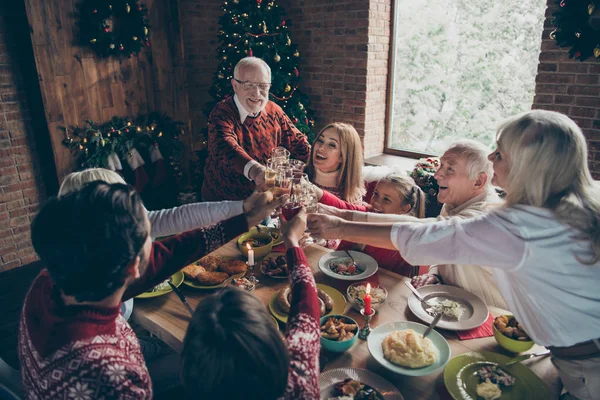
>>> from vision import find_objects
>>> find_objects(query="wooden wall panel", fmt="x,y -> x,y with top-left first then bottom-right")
24,0 -> 190,183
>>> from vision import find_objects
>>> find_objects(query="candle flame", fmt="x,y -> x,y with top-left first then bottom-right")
366,283 -> 371,294
246,243 -> 252,250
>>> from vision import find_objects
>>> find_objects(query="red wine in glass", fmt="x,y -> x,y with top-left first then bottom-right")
282,202 -> 302,220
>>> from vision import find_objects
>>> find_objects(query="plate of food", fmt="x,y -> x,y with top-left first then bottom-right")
407,285 -> 489,331
367,321 -> 451,376
443,351 -> 552,400
251,225 -> 283,246
136,271 -> 185,298
260,253 -> 288,278
318,251 -> 378,281
269,283 -> 346,324
181,255 -> 247,289
319,368 -> 403,400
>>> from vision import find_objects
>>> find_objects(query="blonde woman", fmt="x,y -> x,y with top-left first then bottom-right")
306,122 -> 366,204
308,110 -> 600,399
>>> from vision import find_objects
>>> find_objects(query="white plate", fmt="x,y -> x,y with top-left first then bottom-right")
319,368 -> 403,400
367,321 -> 451,377
407,285 -> 489,331
318,251 -> 378,281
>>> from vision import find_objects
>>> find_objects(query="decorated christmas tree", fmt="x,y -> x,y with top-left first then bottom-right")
206,0 -> 316,141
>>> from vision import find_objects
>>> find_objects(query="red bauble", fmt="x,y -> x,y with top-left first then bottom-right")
248,48 -> 253,56
104,27 -> 110,33
560,0 -> 566,6
281,20 -> 286,27
138,5 -> 143,11
92,9 -> 98,14
292,117 -> 298,124
294,68 -> 299,77
145,41 -> 151,47
305,117 -> 308,125
574,51 -> 581,58
256,0 -> 262,4
125,128 -> 129,132
119,45 -> 125,51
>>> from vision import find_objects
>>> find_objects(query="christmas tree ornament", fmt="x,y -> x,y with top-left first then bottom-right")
110,43 -> 115,49
595,47 -> 600,58
293,51 -> 300,57
549,30 -> 557,40
292,117 -> 298,124
90,38 -> 97,43
144,27 -> 149,36
248,48 -> 253,56
589,3 -> 596,14
294,67 -> 299,77
299,102 -> 304,110
574,51 -> 581,58
126,3 -> 130,13
234,0 -> 239,3
109,4 -> 112,10
263,24 -> 268,33
222,55 -> 228,60
552,0 -> 600,60
104,27 -> 110,33
218,73 -> 225,79
281,19 -> 286,27
92,9 -> 97,14
242,13 -> 248,17
256,0 -> 262,4
274,53 -> 281,62
287,37 -> 291,46
575,31 -> 581,38
138,5 -> 142,11
560,0 -> 566,6
119,44 -> 125,51
285,84 -> 291,92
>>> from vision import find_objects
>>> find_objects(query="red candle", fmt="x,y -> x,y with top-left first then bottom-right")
364,283 -> 372,315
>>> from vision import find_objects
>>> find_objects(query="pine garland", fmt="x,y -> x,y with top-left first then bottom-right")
79,0 -> 151,58
60,112 -> 185,173
551,0 -> 600,61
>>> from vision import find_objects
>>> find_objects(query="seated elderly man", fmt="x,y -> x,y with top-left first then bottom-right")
318,139 -> 507,309
202,56 -> 311,201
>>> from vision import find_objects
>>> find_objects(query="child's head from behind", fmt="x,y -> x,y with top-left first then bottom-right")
309,122 -> 365,203
371,174 -> 426,218
181,287 -> 290,400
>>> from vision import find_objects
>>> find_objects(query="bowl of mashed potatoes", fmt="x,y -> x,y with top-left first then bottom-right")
367,321 -> 451,376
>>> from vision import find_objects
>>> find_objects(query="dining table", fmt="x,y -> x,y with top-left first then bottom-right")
131,239 -> 562,399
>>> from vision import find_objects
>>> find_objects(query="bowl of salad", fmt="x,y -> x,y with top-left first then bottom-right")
346,283 -> 388,312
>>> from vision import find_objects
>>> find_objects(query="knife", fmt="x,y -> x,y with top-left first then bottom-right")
422,312 -> 443,338
503,350 -> 551,367
167,281 -> 194,317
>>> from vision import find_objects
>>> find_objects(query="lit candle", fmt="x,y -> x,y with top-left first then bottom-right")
246,243 -> 254,266
364,283 -> 372,315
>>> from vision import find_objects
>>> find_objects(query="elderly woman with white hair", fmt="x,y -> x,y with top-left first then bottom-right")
318,139 -> 507,308
309,110 -> 600,399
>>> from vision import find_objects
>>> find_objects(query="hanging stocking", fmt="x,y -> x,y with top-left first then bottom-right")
125,148 -> 149,193
149,144 -> 167,188
106,152 -> 123,172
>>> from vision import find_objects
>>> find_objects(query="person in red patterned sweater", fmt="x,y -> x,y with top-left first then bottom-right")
181,209 -> 320,399
19,181 -> 282,399
202,57 -> 311,201
315,174 -> 426,277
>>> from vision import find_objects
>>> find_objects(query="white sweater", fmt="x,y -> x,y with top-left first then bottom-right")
391,204 -> 600,347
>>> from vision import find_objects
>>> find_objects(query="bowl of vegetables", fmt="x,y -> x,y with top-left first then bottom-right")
493,315 -> 534,353
237,231 -> 273,260
346,283 -> 388,312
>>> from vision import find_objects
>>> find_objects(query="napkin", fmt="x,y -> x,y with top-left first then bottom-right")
456,313 -> 494,340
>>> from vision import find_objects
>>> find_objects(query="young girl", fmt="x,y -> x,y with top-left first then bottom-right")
308,110 -> 600,399
181,210 -> 320,399
316,174 -> 426,276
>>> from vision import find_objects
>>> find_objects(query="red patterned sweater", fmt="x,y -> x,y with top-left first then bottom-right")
19,215 -> 248,400
320,190 -> 417,277
282,247 -> 321,400
202,97 -> 311,201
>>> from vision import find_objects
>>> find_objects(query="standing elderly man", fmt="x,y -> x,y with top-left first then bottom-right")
202,57 -> 311,201
316,140 -> 507,309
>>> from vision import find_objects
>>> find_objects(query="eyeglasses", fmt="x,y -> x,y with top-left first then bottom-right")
234,79 -> 271,92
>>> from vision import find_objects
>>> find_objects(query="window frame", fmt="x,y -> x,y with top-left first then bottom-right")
383,0 -> 442,160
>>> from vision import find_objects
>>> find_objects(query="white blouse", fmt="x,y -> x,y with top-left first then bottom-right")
391,204 -> 600,347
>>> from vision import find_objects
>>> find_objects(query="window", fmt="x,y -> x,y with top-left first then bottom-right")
386,0 -> 546,157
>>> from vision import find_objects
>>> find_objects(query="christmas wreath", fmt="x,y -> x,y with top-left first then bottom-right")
551,0 -> 600,61
79,0 -> 151,58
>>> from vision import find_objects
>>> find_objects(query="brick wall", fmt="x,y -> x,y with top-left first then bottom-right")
532,0 -> 600,179
0,1 -> 49,272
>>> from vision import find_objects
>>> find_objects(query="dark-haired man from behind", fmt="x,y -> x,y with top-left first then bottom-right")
19,181 -> 282,399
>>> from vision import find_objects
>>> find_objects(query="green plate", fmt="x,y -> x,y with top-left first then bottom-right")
136,271 -> 184,299
252,225 -> 283,246
269,283 -> 346,324
443,351 -> 552,400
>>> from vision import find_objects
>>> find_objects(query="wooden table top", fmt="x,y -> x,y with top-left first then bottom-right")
131,240 -> 561,399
